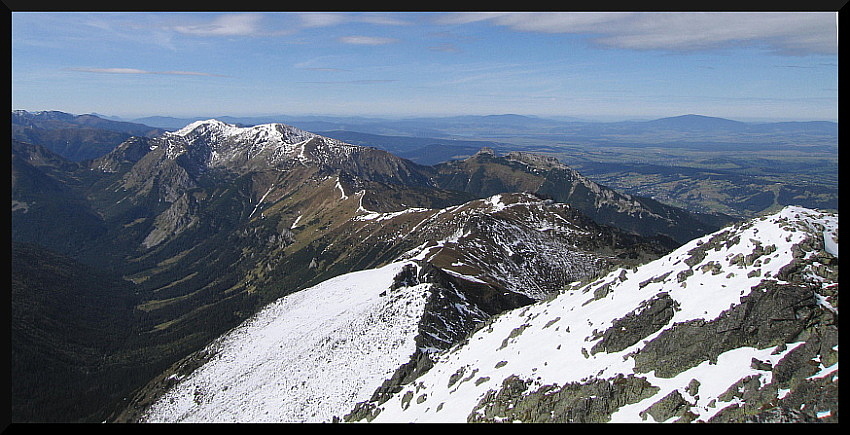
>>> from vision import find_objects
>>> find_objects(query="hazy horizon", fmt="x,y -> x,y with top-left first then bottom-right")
12,108 -> 838,125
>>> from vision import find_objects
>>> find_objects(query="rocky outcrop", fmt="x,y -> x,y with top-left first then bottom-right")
468,374 -> 659,423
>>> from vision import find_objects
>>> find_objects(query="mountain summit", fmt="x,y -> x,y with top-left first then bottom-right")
138,119 -> 429,184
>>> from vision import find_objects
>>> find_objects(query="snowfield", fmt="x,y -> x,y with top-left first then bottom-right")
141,262 -> 430,423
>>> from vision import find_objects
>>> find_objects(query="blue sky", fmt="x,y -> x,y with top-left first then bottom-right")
11,12 -> 839,121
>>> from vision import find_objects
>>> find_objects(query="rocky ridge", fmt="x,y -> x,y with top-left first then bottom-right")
125,205 -> 837,423
431,148 -> 731,244
363,206 -> 838,423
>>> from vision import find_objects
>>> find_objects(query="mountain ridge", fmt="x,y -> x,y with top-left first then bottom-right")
128,205 -> 838,423
366,205 -> 837,423
12,109 -> 166,161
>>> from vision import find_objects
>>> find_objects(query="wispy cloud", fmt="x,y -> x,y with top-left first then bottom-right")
355,13 -> 413,26
294,56 -> 351,72
435,12 -> 837,56
297,12 -> 412,28
337,35 -> 399,45
300,67 -> 351,72
66,67 -> 226,77
297,12 -> 348,28
775,64 -> 818,69
298,79 -> 397,84
173,13 -> 266,36
428,43 -> 462,53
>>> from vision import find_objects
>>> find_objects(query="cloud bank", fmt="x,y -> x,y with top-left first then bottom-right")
436,12 -> 837,56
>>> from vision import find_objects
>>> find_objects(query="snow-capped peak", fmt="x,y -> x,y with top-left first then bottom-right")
169,119 -> 316,144
158,119 -> 336,167
170,119 -> 231,136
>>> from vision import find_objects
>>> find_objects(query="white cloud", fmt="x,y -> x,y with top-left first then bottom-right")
297,12 -> 412,28
354,13 -> 413,26
436,12 -> 837,56
68,67 -> 149,74
294,56 -> 350,72
298,79 -> 397,85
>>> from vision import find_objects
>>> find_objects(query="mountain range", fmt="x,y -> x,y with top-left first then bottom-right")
14,110 -> 836,165
10,112 -> 837,423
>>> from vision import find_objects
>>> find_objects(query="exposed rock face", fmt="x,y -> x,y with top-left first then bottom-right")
590,292 -> 678,355
343,262 -> 535,423
631,281 -> 832,379
467,374 -> 660,423
142,193 -> 200,248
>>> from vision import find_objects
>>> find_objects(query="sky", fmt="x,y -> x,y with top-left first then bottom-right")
11,11 -> 839,122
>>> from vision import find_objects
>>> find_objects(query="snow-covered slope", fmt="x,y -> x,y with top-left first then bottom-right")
368,206 -> 838,423
140,262 -> 430,423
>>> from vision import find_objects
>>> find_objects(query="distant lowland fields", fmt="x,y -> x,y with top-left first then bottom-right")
310,114 -> 837,220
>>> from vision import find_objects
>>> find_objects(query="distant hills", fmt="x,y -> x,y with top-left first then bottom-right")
599,114 -> 837,135
12,110 -> 165,161
13,110 -> 836,163
643,114 -> 748,131
122,112 -> 837,137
